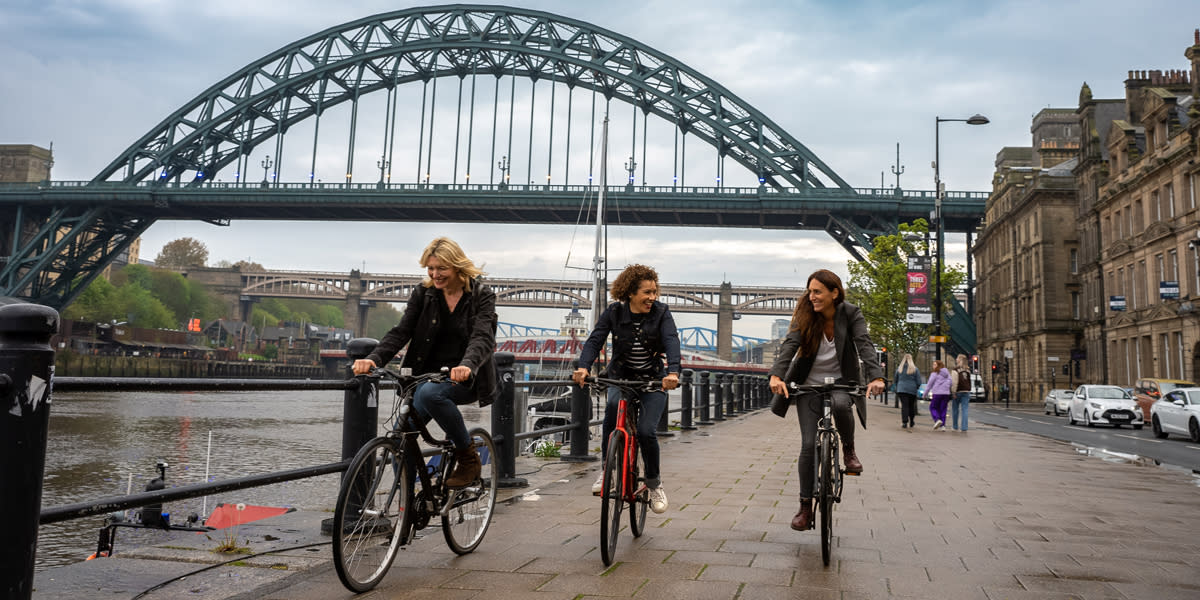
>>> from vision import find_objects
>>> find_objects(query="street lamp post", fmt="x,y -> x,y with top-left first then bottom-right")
260,155 -> 273,187
497,155 -> 509,188
933,114 -> 989,361
624,156 -> 637,190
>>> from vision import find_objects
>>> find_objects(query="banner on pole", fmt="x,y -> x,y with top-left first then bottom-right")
906,255 -> 932,324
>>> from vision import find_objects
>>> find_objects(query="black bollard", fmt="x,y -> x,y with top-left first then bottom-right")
0,302 -> 59,600
713,373 -> 726,421
491,352 -> 528,487
564,383 -> 598,462
697,371 -> 713,425
342,338 -> 380,463
656,380 -> 676,438
679,370 -> 696,430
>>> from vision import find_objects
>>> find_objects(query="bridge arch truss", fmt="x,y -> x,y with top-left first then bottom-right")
95,4 -> 851,192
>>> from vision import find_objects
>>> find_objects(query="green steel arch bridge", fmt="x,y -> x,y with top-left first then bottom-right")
0,4 -> 984,354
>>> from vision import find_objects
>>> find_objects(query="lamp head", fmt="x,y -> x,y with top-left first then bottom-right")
966,114 -> 990,125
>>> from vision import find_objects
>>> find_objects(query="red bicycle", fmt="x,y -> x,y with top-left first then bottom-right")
588,376 -> 662,566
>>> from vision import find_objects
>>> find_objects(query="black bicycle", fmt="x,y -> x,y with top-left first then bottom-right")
789,379 -> 864,566
587,376 -> 662,566
332,368 -> 498,592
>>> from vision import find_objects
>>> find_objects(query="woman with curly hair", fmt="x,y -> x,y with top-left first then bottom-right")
573,264 -> 681,514
768,269 -> 885,531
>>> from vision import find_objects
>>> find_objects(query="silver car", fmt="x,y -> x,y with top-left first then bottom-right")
1068,385 -> 1144,429
1043,389 -> 1073,416
1151,388 -> 1200,442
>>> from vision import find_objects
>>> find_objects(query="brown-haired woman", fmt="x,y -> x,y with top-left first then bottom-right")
573,264 -> 681,514
767,269 -> 885,531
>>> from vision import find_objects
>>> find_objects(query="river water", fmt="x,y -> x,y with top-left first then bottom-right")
37,388 -> 494,571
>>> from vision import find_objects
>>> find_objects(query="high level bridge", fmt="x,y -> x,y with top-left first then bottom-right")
0,4 -> 985,355
186,266 -> 799,358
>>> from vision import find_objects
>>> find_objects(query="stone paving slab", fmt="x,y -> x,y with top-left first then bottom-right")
33,405 -> 1200,599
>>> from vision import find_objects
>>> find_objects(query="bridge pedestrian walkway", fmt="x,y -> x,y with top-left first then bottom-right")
35,405 -> 1200,599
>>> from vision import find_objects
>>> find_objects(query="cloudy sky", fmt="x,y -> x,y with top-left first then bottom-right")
3,0 -> 1196,336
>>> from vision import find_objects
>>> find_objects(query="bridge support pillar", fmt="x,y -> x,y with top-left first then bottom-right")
717,282 -> 733,361
342,270 -> 368,338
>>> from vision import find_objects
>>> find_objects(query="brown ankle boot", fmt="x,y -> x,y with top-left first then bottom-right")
445,446 -> 481,488
843,442 -> 863,475
790,498 -> 813,531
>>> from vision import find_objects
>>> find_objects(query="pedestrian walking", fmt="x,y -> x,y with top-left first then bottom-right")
950,354 -> 971,431
894,353 -> 922,430
924,359 -> 952,430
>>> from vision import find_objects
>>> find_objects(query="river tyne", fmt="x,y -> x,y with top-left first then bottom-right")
38,387 -> 495,571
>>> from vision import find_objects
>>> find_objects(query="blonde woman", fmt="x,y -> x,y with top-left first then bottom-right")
951,354 -> 972,431
351,237 -> 498,488
894,353 -> 923,429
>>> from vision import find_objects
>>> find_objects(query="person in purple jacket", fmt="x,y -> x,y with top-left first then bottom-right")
924,359 -> 952,430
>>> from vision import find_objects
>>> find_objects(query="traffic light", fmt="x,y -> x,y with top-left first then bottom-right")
1062,364 -> 1069,375
991,361 -> 998,373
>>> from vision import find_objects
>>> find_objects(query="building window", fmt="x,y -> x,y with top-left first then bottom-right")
1190,173 -> 1197,210
1170,249 -> 1179,281
1167,183 -> 1176,218
1153,190 -> 1161,221
1072,292 -> 1080,319
1070,248 -> 1078,274
1176,332 -> 1186,380
1162,334 -> 1171,379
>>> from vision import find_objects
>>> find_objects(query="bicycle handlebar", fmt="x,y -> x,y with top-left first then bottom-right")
364,366 -> 452,386
785,380 -> 866,394
585,375 -> 664,392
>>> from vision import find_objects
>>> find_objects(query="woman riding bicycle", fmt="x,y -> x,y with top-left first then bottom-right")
768,269 -> 885,531
572,264 -> 681,514
351,237 -> 498,488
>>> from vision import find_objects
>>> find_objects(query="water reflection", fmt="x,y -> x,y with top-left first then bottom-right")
38,389 -> 489,571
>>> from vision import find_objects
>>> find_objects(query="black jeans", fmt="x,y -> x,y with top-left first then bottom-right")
897,392 -> 917,425
793,390 -> 854,499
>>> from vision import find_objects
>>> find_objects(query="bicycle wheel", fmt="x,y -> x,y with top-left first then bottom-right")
599,430 -> 625,566
628,440 -> 648,537
818,433 -> 834,567
443,428 -> 499,554
333,437 -> 412,593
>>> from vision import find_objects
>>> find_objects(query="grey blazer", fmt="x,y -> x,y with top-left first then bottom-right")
768,301 -> 883,425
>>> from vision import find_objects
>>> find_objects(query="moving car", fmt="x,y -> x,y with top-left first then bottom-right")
1043,389 -> 1073,416
1067,385 -> 1143,429
1132,378 -> 1195,421
1150,388 -> 1200,442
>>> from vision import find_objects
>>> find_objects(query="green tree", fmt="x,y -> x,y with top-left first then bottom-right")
111,285 -> 176,328
845,219 -> 965,361
62,276 -> 117,322
155,237 -> 209,268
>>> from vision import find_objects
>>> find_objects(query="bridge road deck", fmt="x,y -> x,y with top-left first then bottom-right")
34,404 -> 1200,600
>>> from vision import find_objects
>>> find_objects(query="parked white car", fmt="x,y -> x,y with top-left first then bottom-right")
1151,388 -> 1200,442
1043,389 -> 1073,416
1067,385 -> 1143,429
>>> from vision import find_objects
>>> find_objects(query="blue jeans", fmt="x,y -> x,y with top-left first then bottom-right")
600,385 -> 667,488
409,380 -> 473,449
951,391 -> 970,431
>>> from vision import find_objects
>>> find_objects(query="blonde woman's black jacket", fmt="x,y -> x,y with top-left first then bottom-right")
768,301 -> 883,425
366,278 -> 499,407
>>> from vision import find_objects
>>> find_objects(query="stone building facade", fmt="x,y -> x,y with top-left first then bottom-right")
975,30 -> 1200,400
975,110 -> 1083,403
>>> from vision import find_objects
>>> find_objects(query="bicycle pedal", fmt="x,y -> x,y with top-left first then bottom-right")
842,470 -> 861,476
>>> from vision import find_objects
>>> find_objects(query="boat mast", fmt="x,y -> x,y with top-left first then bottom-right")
591,115 -> 609,326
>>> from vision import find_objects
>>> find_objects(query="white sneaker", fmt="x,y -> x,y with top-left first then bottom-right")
591,473 -> 604,496
648,486 -> 669,514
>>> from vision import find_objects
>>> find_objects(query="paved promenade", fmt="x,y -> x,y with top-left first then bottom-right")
35,404 -> 1200,599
